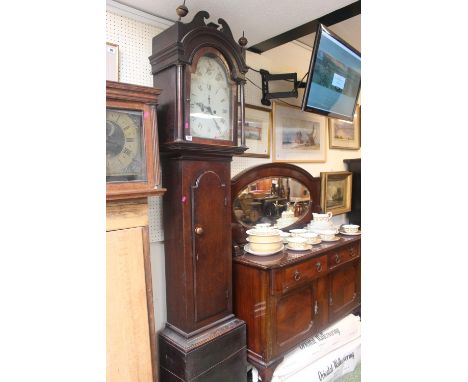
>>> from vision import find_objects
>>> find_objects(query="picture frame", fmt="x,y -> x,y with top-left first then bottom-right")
237,104 -> 271,157
106,42 -> 119,82
272,102 -> 327,163
320,171 -> 353,215
328,104 -> 361,150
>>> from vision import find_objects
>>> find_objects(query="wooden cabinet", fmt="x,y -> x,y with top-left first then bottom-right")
233,236 -> 360,382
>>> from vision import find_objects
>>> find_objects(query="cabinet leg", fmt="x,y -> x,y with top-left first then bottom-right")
251,357 -> 283,382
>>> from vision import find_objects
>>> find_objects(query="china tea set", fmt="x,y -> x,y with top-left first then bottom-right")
244,212 -> 360,256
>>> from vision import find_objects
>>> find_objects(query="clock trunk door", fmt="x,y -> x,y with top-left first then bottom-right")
192,170 -> 231,324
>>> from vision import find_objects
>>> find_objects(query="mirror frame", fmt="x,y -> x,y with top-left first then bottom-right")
231,163 -> 322,255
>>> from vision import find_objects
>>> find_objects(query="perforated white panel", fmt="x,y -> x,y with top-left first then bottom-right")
106,10 -> 161,86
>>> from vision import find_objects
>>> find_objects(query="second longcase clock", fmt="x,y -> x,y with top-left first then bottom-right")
150,9 -> 249,382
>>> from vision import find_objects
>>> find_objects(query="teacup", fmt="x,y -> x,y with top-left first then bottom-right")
287,236 -> 309,250
319,229 -> 337,241
255,223 -> 272,231
342,224 -> 360,233
313,212 -> 333,222
278,230 -> 291,243
289,228 -> 308,236
299,232 -> 318,244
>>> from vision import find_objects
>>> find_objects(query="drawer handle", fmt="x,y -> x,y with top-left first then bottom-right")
195,226 -> 204,235
335,254 -> 341,264
293,270 -> 301,281
349,247 -> 355,257
316,262 -> 322,272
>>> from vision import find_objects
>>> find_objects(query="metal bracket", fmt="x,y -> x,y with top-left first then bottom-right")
259,69 -> 299,106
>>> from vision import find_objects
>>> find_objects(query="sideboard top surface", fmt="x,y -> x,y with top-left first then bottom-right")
233,235 -> 360,270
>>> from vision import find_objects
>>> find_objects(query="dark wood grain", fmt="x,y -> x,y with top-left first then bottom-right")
152,11 -> 250,381
150,11 -> 248,154
159,318 -> 246,381
162,156 -> 234,335
233,237 -> 360,381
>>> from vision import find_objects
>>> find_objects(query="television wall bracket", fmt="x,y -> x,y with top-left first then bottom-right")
259,69 -> 305,106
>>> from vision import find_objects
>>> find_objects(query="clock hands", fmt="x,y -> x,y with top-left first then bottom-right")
194,102 -> 221,132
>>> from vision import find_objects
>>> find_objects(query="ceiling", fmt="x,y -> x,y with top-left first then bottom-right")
111,0 -> 359,48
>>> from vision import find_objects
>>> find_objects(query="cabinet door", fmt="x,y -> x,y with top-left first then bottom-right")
273,284 -> 319,357
328,260 -> 360,322
192,170 -> 230,323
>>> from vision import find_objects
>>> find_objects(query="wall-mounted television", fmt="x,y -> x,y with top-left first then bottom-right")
301,24 -> 361,121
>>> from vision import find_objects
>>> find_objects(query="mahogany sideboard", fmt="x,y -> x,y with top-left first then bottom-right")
233,235 -> 361,382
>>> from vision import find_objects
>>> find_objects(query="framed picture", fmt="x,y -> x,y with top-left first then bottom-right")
238,104 -> 271,157
328,105 -> 361,149
320,171 -> 352,215
106,42 -> 119,81
272,102 -> 327,163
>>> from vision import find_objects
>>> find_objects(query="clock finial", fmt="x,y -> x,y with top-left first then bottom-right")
176,0 -> 189,20
238,31 -> 248,48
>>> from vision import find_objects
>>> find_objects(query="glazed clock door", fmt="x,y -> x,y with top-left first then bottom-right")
192,168 -> 231,325
186,47 -> 238,146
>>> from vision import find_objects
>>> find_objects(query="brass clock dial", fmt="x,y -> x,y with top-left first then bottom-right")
189,54 -> 232,141
106,109 -> 146,182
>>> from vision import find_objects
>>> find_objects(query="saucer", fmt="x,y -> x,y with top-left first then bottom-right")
339,230 -> 361,236
320,236 -> 341,242
244,244 -> 284,256
286,244 -> 312,251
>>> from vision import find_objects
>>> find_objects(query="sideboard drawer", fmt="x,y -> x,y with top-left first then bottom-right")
328,243 -> 360,270
273,255 -> 328,294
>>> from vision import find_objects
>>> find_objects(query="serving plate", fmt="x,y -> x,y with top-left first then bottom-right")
244,244 -> 284,256
320,236 -> 341,242
286,244 -> 313,251
339,230 -> 361,236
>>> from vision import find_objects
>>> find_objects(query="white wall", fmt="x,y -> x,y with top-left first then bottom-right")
106,9 -> 361,335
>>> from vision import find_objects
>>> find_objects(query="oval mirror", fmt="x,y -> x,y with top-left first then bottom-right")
233,176 -> 311,229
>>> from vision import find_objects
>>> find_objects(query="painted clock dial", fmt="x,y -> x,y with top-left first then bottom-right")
106,108 -> 147,182
189,54 -> 233,141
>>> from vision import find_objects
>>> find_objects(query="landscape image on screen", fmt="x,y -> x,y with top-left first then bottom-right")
306,30 -> 361,119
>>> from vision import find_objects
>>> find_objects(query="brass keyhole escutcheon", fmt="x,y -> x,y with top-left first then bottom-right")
195,226 -> 204,235
335,254 -> 341,264
293,270 -> 301,281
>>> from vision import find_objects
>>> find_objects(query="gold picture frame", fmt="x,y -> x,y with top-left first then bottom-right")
320,171 -> 353,215
328,104 -> 361,150
272,102 -> 327,163
106,42 -> 119,82
237,104 -> 272,158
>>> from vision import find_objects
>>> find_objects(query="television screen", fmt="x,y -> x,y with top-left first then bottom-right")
302,24 -> 361,121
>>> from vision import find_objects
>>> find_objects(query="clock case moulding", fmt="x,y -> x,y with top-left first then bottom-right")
149,10 -> 249,158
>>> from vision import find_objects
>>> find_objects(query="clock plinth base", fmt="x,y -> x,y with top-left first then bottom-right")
159,318 -> 247,382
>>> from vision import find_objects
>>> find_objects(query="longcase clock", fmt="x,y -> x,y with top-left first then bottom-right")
149,10 -> 249,382
106,81 -> 165,382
